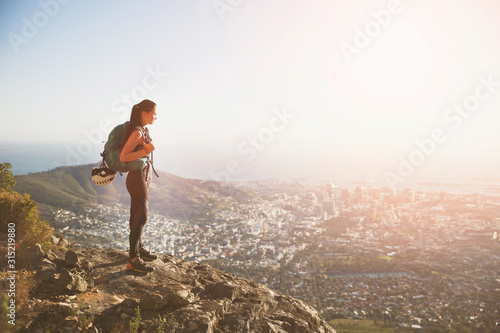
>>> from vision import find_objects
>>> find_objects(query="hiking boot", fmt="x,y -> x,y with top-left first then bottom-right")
126,257 -> 154,273
139,247 -> 158,261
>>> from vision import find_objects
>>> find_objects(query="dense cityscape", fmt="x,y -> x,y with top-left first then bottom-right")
51,180 -> 500,332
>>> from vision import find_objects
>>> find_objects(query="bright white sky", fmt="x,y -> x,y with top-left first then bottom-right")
1,0 -> 500,183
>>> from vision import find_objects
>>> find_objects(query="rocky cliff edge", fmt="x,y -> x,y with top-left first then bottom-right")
25,247 -> 336,333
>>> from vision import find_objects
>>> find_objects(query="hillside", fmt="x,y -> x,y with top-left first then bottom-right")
14,164 -> 255,219
21,247 -> 336,332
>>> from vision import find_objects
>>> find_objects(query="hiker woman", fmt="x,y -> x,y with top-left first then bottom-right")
120,99 -> 158,273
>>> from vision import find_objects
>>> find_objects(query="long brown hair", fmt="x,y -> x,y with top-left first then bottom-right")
124,99 -> 156,141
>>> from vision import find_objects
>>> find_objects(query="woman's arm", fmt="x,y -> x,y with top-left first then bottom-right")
120,129 -> 151,162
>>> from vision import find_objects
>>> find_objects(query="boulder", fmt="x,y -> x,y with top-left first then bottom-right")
140,293 -> 169,311
65,250 -> 80,267
58,270 -> 88,293
36,259 -> 56,282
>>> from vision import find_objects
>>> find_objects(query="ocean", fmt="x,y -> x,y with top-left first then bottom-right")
2,143 -> 500,196
0,143 -> 85,175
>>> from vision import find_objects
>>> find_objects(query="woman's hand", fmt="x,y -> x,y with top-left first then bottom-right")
144,142 -> 155,154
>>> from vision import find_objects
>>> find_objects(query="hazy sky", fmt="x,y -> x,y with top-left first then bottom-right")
1,0 -> 500,184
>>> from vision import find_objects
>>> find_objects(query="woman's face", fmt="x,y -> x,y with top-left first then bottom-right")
142,106 -> 157,126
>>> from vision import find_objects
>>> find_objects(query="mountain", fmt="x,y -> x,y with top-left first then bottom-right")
25,247 -> 336,332
14,164 -> 255,219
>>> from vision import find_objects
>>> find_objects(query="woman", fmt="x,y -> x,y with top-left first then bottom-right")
120,99 -> 158,273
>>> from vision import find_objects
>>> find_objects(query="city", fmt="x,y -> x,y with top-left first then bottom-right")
51,180 -> 500,332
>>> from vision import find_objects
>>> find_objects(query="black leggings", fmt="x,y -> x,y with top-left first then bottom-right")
126,170 -> 149,259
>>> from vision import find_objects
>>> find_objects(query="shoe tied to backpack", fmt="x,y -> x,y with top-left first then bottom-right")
126,257 -> 154,273
139,246 -> 158,261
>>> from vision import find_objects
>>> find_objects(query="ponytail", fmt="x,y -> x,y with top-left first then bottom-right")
124,99 -> 156,141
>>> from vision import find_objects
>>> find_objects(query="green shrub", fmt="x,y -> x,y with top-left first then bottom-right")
0,191 -> 53,267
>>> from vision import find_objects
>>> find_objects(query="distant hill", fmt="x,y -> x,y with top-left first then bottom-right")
14,164 -> 255,219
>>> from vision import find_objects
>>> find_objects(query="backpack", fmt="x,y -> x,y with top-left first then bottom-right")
99,121 -> 159,177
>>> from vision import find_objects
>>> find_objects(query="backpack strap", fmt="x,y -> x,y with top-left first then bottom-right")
150,153 -> 159,178
136,125 -> 148,142
136,125 -> 159,178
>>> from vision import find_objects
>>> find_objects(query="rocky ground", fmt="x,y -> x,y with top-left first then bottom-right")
22,246 -> 336,333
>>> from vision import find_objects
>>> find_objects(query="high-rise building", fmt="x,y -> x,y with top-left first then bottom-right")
322,198 -> 335,215
325,183 -> 333,198
342,188 -> 351,202
354,186 -> 365,205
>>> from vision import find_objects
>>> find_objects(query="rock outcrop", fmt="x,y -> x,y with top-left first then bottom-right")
25,248 -> 336,333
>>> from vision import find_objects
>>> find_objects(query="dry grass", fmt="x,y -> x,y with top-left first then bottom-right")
0,269 -> 36,331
